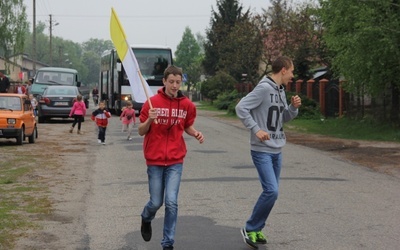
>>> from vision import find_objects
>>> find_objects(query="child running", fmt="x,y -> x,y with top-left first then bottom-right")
91,101 -> 111,145
29,94 -> 38,117
69,94 -> 86,134
120,101 -> 136,140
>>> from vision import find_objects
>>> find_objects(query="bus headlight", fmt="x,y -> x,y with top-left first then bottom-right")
123,95 -> 132,101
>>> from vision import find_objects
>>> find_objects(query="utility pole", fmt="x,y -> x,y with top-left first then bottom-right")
49,15 -> 53,66
49,15 -> 59,66
32,0 -> 36,75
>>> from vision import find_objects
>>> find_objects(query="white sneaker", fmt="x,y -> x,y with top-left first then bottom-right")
127,137 -> 132,141
98,139 -> 101,144
102,142 -> 106,145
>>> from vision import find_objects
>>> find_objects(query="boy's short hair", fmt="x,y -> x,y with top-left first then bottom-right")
163,65 -> 183,79
126,101 -> 132,106
271,56 -> 293,74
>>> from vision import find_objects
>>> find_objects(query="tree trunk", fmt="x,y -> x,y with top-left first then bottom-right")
390,82 -> 400,123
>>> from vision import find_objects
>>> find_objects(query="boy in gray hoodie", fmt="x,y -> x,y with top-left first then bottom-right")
236,56 -> 302,249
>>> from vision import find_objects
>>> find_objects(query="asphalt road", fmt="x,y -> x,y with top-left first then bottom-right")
75,110 -> 400,250
12,105 -> 400,250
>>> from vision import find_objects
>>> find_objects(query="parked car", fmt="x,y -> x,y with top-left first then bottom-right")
37,85 -> 86,123
0,93 -> 38,145
31,67 -> 89,108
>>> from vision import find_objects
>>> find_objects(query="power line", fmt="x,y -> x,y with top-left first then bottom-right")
27,14 -> 210,19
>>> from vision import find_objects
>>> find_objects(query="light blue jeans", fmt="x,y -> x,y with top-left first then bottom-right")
141,164 -> 183,247
246,150 -> 282,232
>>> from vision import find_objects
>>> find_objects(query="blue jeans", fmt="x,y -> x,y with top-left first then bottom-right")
98,126 -> 106,142
246,150 -> 282,232
141,164 -> 183,247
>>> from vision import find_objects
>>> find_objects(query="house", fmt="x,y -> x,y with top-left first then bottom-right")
0,54 -> 48,83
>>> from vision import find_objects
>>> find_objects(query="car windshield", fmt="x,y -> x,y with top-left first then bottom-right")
0,97 -> 22,111
44,87 -> 77,96
35,71 -> 74,85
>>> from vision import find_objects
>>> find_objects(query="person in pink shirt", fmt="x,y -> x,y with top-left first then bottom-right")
69,94 -> 86,134
120,101 -> 136,140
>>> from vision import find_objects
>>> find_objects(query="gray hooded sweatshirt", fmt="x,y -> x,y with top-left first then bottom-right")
235,76 -> 299,154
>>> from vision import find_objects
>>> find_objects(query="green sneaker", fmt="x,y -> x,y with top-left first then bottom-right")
255,231 -> 267,244
240,228 -> 258,249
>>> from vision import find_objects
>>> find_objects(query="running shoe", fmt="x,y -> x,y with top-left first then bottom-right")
256,231 -> 267,244
240,227 -> 258,249
141,219 -> 152,242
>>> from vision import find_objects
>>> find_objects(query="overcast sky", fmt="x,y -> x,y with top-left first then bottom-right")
24,0 -> 271,54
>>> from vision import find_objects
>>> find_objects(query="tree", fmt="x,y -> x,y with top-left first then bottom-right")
175,27 -> 202,92
256,0 -> 322,79
219,17 -> 263,83
319,0 -> 400,122
203,0 -> 250,76
80,39 -> 113,84
81,38 -> 113,55
0,0 -> 28,68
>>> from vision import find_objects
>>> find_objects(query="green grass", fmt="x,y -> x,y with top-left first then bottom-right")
198,101 -> 400,143
0,154 -> 52,249
285,117 -> 400,142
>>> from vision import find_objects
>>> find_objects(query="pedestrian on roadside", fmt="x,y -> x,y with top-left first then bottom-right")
14,82 -> 26,95
91,101 -> 111,145
26,78 -> 33,95
0,72 -> 10,93
120,101 -> 136,140
138,65 -> 204,250
29,94 -> 38,117
92,86 -> 99,106
235,56 -> 302,249
69,94 -> 87,134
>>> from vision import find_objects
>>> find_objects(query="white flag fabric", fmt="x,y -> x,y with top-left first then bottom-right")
109,8 -> 153,103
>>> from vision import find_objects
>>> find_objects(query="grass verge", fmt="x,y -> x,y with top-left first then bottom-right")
285,118 -> 400,142
0,151 -> 52,249
198,101 -> 400,143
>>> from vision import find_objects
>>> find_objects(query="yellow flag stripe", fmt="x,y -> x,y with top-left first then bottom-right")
110,8 -> 128,61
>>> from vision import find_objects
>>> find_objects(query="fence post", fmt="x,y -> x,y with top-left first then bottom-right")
319,79 -> 328,117
306,79 -> 314,99
296,79 -> 302,94
287,80 -> 292,92
339,80 -> 345,117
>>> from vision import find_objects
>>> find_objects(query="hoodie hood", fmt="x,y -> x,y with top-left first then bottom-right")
157,87 -> 186,100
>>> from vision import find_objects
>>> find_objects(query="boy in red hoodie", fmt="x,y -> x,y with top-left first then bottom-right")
91,101 -> 111,145
138,65 -> 204,250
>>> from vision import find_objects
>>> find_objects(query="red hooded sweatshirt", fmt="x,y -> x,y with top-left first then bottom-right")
140,88 -> 196,166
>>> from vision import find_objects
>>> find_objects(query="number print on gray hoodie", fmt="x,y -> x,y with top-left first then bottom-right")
235,77 -> 299,154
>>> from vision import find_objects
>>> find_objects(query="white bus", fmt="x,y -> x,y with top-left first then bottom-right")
99,44 -> 173,114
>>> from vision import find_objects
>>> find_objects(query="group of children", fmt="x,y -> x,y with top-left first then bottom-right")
69,96 -> 136,145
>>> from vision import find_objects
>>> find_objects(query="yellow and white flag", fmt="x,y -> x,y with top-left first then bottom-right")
110,8 -> 153,103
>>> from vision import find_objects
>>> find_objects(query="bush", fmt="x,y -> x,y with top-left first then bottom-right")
201,71 -> 237,102
285,92 -> 321,119
214,90 -> 239,109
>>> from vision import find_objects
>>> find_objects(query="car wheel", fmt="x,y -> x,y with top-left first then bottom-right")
38,116 -> 45,123
28,126 -> 37,143
16,128 -> 24,145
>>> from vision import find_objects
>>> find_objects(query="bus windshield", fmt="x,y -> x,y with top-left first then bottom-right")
126,48 -> 172,86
